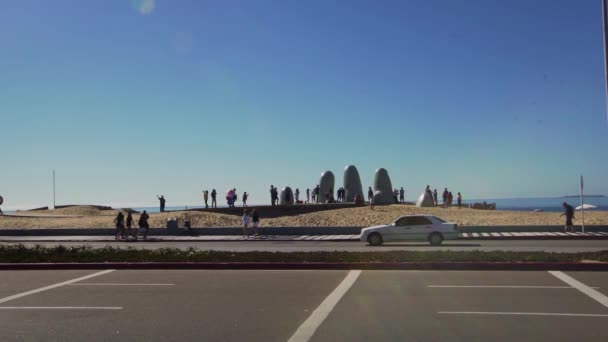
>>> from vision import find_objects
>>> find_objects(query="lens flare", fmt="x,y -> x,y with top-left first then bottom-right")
132,0 -> 155,15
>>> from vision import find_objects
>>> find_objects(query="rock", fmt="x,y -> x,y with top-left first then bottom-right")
317,171 -> 335,203
279,187 -> 294,205
343,165 -> 363,203
416,192 -> 435,207
372,168 -> 394,205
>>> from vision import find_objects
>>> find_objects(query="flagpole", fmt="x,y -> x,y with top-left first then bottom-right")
603,0 -> 608,123
580,175 -> 585,233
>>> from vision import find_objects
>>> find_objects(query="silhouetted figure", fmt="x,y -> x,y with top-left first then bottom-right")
211,189 -> 217,208
442,188 -> 448,207
447,192 -> 453,208
368,187 -> 373,202
433,189 -> 438,206
157,195 -> 166,212
306,188 -> 310,204
126,212 -> 136,239
243,192 -> 249,207
0,195 -> 3,214
270,185 -> 278,206
114,212 -> 126,240
399,187 -> 405,204
251,209 -> 260,236
295,188 -> 300,202
138,210 -> 150,240
457,192 -> 462,208
241,210 -> 250,237
203,190 -> 209,208
561,202 -> 575,233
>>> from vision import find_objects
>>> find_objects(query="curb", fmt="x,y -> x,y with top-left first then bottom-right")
1,262 -> 608,271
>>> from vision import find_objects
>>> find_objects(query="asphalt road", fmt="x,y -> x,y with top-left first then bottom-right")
3,239 -> 608,252
0,270 -> 607,341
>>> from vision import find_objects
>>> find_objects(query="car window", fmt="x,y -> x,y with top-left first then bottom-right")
409,217 -> 432,225
394,217 -> 412,226
433,216 -> 446,223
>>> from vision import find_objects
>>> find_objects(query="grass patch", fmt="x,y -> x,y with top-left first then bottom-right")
1,245 -> 608,263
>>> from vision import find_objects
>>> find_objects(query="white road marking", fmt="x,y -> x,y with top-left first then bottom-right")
0,306 -> 122,310
428,285 -> 599,289
472,233 -> 480,237
490,233 -> 501,237
460,233 -> 469,238
287,270 -> 361,342
69,283 -> 174,286
549,271 -> 608,309
500,232 -> 513,237
438,311 -> 608,317
0,270 -> 114,305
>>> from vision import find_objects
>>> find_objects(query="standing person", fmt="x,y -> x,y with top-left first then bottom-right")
457,192 -> 462,208
306,188 -> 310,204
0,195 -> 4,215
126,212 -> 136,239
442,188 -> 448,207
232,189 -> 238,207
138,210 -> 150,240
367,187 -> 374,202
242,192 -> 249,207
447,192 -> 453,208
241,210 -> 250,237
399,187 -> 405,204
251,209 -> 260,236
157,195 -> 166,212
226,189 -> 234,207
295,188 -> 300,202
433,189 -> 438,206
203,190 -> 209,208
560,202 -> 575,233
211,189 -> 217,208
113,212 -> 125,240
270,185 -> 276,206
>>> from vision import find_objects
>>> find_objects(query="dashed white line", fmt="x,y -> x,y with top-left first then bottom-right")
549,271 -> 608,309
69,283 -> 174,286
438,311 -> 608,317
0,306 -> 122,310
287,270 -> 361,342
0,270 -> 115,305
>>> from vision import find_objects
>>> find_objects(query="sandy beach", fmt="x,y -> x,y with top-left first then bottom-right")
1,205 -> 608,229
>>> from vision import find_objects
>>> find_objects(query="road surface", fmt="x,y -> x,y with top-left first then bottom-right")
0,269 -> 607,341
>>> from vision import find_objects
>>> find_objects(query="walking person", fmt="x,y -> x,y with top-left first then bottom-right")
203,190 -> 209,208
241,210 -> 250,237
251,209 -> 260,236
242,192 -> 249,207
114,212 -> 126,240
138,210 -> 150,240
126,212 -> 137,239
399,187 -> 405,204
561,202 -> 575,233
368,187 -> 374,203
433,189 -> 438,206
457,192 -> 462,208
157,195 -> 166,212
295,188 -> 300,203
306,188 -> 310,204
211,189 -> 217,208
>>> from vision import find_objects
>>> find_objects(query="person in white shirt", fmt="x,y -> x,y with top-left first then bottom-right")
241,210 -> 250,237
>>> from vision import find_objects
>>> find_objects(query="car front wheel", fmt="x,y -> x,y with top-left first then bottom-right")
367,233 -> 383,246
429,233 -> 443,246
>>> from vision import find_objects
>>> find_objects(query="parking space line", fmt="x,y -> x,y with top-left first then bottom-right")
287,270 -> 361,342
0,306 -> 122,310
549,271 -> 608,308
69,283 -> 174,286
0,270 -> 114,305
438,311 -> 608,317
428,285 -> 599,289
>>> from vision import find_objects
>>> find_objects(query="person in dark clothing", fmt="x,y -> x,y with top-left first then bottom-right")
399,187 -> 405,204
126,212 -> 137,239
157,195 -> 166,212
114,212 -> 126,240
306,188 -> 310,204
561,202 -> 575,233
457,192 -> 462,208
433,189 -> 438,206
368,187 -> 374,202
211,189 -> 217,208
442,188 -> 448,207
270,185 -> 277,206
203,190 -> 209,208
242,192 -> 249,207
138,210 -> 150,240
251,209 -> 260,236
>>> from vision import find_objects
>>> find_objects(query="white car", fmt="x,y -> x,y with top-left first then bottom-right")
360,214 -> 458,246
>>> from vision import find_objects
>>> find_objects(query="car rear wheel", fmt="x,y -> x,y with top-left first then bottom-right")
368,233 -> 383,246
429,233 -> 443,246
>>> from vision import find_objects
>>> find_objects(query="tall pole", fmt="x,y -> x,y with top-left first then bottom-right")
580,175 -> 585,233
602,0 -> 608,123
52,170 -> 55,208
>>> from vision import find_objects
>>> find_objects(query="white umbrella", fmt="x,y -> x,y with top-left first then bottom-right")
575,204 -> 597,210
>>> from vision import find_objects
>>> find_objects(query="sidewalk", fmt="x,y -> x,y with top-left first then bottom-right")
1,231 -> 607,242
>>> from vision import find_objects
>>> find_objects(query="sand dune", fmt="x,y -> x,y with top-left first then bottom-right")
1,205 -> 607,229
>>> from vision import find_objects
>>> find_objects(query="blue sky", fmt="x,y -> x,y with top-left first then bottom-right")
1,0 -> 607,210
